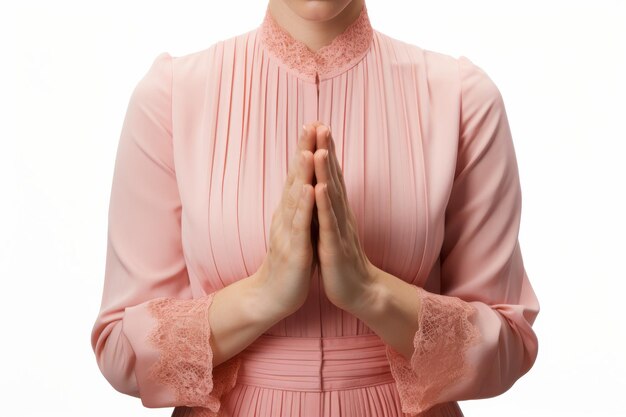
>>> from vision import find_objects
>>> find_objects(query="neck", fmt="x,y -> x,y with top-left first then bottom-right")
267,0 -> 366,53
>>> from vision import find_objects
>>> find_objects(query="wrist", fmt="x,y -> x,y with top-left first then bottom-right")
345,265 -> 388,318
247,270 -> 291,323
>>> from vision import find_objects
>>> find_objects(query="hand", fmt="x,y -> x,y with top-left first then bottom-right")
255,123 -> 317,316
312,124 -> 379,312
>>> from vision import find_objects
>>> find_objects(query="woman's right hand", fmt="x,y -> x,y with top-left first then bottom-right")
254,123 -> 318,316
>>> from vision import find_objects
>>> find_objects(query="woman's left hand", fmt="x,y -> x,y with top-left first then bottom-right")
312,123 -> 380,313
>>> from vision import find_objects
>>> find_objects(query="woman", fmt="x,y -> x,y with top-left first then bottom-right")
90,0 -> 540,416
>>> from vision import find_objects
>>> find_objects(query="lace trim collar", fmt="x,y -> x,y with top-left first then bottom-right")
258,3 -> 374,81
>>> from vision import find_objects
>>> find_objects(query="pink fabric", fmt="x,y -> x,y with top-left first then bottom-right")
259,3 -> 373,81
385,287 -> 481,415
145,293 -> 241,412
90,2 -> 540,416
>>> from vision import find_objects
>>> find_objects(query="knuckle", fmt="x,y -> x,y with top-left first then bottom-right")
285,195 -> 298,210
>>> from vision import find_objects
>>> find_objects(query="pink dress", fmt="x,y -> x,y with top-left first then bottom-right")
90,3 -> 540,416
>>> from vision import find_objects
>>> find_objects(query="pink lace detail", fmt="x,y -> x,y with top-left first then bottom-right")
146,293 -> 241,412
385,286 -> 481,416
259,3 -> 374,80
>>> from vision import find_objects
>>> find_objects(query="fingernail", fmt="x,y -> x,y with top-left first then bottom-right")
324,149 -> 329,159
326,126 -> 331,139
302,124 -> 308,134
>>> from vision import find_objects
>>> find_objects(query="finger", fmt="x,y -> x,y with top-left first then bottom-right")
314,125 -> 336,182
329,135 -> 348,202
321,126 -> 353,228
315,182 -> 341,251
291,183 -> 314,248
292,148 -> 315,203
315,149 -> 346,236
301,122 -> 318,153
286,124 -> 315,188
314,127 -> 347,237
319,125 -> 348,202
286,149 -> 315,226
281,123 -> 315,224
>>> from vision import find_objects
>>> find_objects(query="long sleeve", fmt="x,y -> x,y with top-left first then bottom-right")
385,55 -> 540,415
90,52 -> 241,412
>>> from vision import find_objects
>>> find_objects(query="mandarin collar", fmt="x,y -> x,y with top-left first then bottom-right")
258,3 -> 374,81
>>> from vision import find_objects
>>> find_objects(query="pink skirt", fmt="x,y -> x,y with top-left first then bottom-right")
172,334 -> 464,417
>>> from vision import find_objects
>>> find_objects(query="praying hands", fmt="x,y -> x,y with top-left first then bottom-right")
305,122 -> 380,313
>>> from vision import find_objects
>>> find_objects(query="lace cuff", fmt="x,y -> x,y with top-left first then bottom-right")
144,292 -> 241,411
385,286 -> 481,415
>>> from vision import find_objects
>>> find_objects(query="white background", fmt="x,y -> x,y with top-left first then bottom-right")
1,0 -> 624,416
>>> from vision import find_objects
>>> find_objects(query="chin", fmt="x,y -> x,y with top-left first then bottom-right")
289,0 -> 355,22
